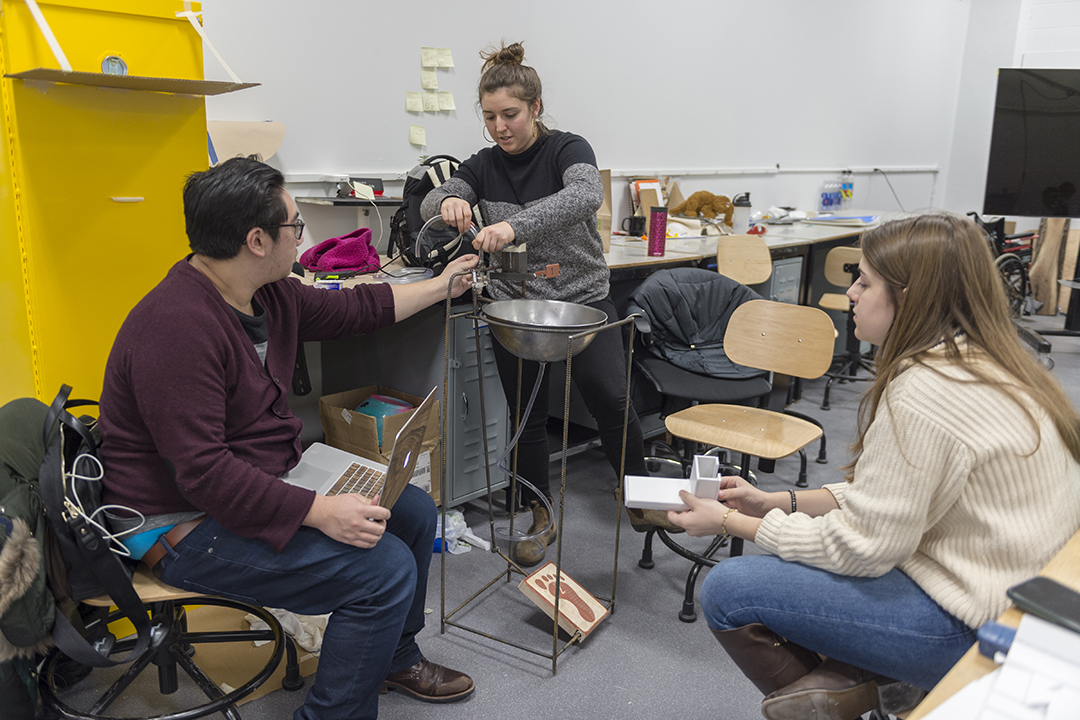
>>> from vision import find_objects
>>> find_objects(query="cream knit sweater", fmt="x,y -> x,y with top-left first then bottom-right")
754,353 -> 1080,629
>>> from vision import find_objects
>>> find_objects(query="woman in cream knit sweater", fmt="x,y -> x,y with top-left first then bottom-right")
671,213 -> 1080,720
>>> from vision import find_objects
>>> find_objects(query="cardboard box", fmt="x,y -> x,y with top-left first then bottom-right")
319,386 -> 442,505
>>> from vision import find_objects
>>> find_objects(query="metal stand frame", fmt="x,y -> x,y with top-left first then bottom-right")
435,276 -> 637,674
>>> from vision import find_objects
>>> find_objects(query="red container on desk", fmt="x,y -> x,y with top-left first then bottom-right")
648,206 -> 668,256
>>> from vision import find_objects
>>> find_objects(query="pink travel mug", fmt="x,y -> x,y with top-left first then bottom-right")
648,206 -> 668,257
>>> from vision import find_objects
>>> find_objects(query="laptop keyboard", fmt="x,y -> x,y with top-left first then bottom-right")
328,463 -> 386,498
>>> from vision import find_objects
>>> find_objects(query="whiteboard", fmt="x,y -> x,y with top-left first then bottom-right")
201,0 -> 971,192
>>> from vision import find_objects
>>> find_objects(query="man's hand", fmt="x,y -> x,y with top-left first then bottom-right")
303,493 -> 390,548
438,254 -> 479,298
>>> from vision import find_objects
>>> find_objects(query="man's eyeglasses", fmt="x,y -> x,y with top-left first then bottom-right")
266,219 -> 305,240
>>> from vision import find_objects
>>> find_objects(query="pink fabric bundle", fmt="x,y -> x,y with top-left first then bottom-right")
299,228 -> 381,273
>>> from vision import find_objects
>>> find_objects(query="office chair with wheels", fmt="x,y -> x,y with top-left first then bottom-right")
627,268 -> 772,473
818,245 -> 875,410
716,233 -> 828,474
39,565 -> 304,720
626,271 -> 829,621
660,300 -> 835,621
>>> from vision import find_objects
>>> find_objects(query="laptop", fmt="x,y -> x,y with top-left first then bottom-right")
281,387 -> 437,509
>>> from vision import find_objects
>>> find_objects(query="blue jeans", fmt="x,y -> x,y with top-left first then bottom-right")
156,484 -> 436,720
701,555 -> 976,690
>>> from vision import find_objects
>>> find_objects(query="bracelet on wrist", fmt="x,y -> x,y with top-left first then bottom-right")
789,489 -> 797,515
721,507 -> 739,537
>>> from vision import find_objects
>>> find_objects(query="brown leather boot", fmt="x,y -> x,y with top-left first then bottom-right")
710,624 -> 821,696
511,501 -> 556,567
760,657 -> 880,720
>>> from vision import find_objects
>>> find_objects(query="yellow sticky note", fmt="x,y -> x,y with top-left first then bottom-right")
421,47 -> 438,68
437,48 -> 454,68
421,68 -> 438,90
405,91 -> 422,113
422,92 -> 439,112
409,125 -> 427,146
438,91 -> 456,111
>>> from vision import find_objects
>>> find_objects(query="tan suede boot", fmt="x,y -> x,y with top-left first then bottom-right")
760,657 -> 880,720
710,624 -> 821,696
511,501 -> 556,567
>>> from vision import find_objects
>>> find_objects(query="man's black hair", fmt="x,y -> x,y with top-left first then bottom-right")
183,155 -> 288,259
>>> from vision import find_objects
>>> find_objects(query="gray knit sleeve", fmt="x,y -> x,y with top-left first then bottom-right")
504,163 -> 602,243
420,176 -> 477,222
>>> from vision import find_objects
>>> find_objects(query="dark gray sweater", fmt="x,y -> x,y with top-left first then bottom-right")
421,131 -> 608,304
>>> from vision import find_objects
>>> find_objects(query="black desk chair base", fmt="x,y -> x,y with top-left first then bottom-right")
636,455 -> 754,623
39,596 -> 303,720
820,353 -> 876,411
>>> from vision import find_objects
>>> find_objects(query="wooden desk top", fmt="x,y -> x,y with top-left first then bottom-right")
906,529 -> 1080,719
605,238 -> 709,269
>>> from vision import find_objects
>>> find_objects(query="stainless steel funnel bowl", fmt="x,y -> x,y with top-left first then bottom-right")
480,299 -> 608,362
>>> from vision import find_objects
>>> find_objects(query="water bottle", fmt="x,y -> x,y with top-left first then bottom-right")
841,171 -> 854,210
648,206 -> 668,257
732,192 -> 752,234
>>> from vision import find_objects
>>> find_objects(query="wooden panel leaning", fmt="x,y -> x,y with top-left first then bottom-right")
716,234 -> 773,285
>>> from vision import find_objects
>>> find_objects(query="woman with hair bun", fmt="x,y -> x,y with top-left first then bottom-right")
422,42 -> 661,568
670,213 -> 1080,719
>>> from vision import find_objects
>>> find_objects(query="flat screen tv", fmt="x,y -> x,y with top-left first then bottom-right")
984,68 -> 1080,218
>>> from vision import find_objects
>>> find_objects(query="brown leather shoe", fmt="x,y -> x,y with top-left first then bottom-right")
626,507 -> 685,534
382,658 -> 475,703
511,501 -> 557,567
760,657 -> 879,720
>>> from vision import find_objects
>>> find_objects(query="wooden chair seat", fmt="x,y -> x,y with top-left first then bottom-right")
82,564 -> 206,606
818,292 -> 850,313
665,404 -> 824,460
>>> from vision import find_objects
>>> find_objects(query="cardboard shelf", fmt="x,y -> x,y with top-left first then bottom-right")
4,68 -> 258,96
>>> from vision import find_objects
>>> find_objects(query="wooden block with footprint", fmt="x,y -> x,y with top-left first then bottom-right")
518,561 -> 609,638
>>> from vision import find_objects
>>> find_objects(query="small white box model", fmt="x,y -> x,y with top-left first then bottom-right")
624,454 -> 723,511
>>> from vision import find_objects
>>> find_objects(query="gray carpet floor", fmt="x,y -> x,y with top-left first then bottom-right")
50,313 -> 1079,720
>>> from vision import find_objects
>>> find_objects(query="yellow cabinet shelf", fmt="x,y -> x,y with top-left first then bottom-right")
1,0 -> 254,402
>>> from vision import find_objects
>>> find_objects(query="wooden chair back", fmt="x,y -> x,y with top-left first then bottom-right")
725,300 -> 835,379
823,245 -> 862,288
716,234 -> 772,285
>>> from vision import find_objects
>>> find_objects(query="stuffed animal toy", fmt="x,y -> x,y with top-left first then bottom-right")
670,191 -> 734,225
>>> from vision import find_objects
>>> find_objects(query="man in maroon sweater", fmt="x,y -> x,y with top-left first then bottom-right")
99,156 -> 478,720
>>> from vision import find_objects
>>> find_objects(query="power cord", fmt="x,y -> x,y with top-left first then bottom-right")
873,168 -> 906,212
65,450 -> 146,558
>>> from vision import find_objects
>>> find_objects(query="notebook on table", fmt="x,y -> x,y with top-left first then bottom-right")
281,387 -> 437,509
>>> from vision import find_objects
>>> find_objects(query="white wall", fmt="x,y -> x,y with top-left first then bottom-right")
943,0 -> 1024,225
199,0 -> 992,235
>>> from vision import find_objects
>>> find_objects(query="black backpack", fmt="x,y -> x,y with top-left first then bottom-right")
389,154 -> 476,273
37,385 -> 151,667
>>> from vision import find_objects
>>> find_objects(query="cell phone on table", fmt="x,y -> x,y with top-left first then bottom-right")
1006,576 -> 1080,634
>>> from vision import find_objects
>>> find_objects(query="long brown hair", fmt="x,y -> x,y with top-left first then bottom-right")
845,213 -> 1080,478
477,41 -> 552,136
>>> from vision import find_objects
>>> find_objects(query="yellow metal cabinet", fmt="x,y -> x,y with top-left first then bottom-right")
1,1 -> 250,402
